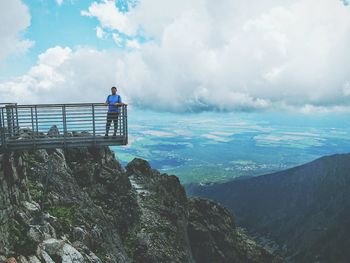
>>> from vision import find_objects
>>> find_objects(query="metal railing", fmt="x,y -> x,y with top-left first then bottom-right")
0,103 -> 128,152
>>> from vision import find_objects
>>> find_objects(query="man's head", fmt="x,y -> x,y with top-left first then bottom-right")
111,86 -> 117,95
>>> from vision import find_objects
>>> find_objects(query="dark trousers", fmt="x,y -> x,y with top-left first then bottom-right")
105,112 -> 119,135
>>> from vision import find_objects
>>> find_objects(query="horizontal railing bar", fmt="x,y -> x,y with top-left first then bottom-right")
14,103 -> 111,108
16,106 -> 121,110
0,103 -> 17,107
6,137 -> 125,143
23,127 -> 113,130
15,113 -> 111,118
18,118 -> 93,122
7,127 -> 125,132
3,123 -> 122,127
16,111 -> 106,114
15,112 -> 112,116
14,117 -> 107,121
6,136 -> 126,140
6,134 -> 126,140
17,107 -> 108,110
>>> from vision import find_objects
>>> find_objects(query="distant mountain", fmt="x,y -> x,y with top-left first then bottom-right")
188,153 -> 350,263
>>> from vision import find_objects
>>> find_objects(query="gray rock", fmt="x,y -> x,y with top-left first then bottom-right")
84,252 -> 102,263
42,239 -> 85,263
47,125 -> 60,137
42,238 -> 65,255
18,128 -> 33,139
23,201 -> 40,212
41,250 -> 55,263
72,227 -> 87,242
28,256 -> 41,263
61,243 -> 85,263
17,255 -> 29,263
29,223 -> 56,243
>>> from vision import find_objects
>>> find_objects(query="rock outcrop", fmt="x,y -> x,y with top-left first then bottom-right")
0,145 -> 280,262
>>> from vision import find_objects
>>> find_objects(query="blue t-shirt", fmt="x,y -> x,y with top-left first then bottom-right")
106,94 -> 122,113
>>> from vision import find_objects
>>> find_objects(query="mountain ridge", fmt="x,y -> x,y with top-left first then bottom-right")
188,153 -> 350,263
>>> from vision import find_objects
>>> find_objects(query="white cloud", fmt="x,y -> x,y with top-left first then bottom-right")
56,0 -> 63,6
107,0 -> 350,112
0,0 -> 33,65
0,46 -> 120,104
38,46 -> 71,67
82,0 -> 143,48
126,39 -> 140,49
1,0 -> 350,113
96,26 -> 106,39
112,33 -> 123,46
81,0 -> 137,35
343,82 -> 350,96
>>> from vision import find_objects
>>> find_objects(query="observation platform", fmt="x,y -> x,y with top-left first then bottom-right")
0,102 -> 128,152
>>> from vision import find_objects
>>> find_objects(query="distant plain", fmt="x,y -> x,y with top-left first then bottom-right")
113,109 -> 350,184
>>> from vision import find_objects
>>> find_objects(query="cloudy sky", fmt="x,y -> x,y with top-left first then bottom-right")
0,0 -> 349,113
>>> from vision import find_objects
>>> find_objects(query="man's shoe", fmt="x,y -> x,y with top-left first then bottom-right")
112,133 -> 117,137
104,134 -> 108,139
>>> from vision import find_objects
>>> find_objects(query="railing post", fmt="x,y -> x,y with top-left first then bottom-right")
62,105 -> 67,148
14,105 -> 19,136
92,104 -> 96,146
5,105 -> 14,138
119,106 -> 122,136
0,108 -> 5,151
30,107 -> 36,149
124,105 -> 128,144
35,105 -> 38,136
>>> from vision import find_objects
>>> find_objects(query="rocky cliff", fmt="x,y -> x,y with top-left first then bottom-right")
0,146 -> 280,263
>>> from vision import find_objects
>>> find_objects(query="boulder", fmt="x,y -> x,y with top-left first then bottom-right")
47,126 -> 60,137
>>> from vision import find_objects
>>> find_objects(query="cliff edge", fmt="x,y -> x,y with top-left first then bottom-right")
0,147 -> 280,263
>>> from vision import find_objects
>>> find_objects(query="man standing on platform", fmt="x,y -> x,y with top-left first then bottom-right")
104,86 -> 126,137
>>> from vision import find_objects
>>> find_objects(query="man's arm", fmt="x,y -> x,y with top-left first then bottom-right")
114,95 -> 127,106
104,96 -> 109,106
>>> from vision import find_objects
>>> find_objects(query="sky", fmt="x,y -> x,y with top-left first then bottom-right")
0,0 -> 350,113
